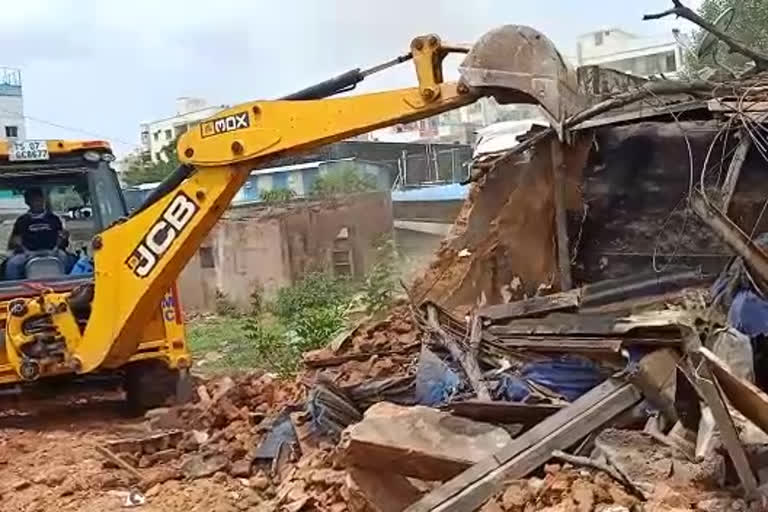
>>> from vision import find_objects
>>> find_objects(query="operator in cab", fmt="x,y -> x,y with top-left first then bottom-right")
5,187 -> 66,280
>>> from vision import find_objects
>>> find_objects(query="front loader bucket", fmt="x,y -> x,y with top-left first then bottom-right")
460,25 -> 587,136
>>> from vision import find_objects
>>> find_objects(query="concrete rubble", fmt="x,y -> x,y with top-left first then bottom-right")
104,266 -> 768,511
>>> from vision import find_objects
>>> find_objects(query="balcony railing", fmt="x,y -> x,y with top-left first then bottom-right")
0,68 -> 21,97
0,68 -> 21,87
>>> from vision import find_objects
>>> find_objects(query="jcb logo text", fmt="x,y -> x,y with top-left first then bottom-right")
126,192 -> 198,278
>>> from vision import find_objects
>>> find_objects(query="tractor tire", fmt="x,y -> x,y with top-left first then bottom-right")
124,360 -> 181,414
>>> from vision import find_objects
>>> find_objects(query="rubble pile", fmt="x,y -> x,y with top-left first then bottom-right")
480,463 -> 746,512
302,305 -> 420,386
99,260 -> 768,511
92,308 -> 424,510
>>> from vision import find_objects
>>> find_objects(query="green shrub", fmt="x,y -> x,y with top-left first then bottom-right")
261,188 -> 296,203
215,289 -> 240,317
310,164 -> 378,198
273,272 -> 352,321
292,306 -> 345,352
249,283 -> 265,315
272,272 -> 352,354
361,236 -> 397,313
243,319 -> 299,377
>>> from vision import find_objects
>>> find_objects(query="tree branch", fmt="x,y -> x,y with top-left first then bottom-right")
643,8 -> 680,21
643,0 -> 768,71
551,450 -> 649,500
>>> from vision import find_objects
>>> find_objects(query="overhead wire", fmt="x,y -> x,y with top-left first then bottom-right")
637,86 -> 698,272
692,82 -> 768,296
639,77 -> 768,275
0,106 -> 139,150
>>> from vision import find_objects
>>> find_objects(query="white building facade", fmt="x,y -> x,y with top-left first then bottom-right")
0,68 -> 25,140
358,98 -> 543,145
576,29 -> 683,78
140,97 -> 227,163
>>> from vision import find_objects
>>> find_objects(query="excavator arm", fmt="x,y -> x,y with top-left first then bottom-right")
69,34 -> 479,373
5,26 -> 583,377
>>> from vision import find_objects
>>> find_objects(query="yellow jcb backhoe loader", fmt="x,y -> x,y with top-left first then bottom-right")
0,25 -> 582,410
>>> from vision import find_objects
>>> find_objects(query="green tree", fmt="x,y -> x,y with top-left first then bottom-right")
685,0 -> 768,74
121,139 -> 180,186
310,164 -> 379,198
261,188 -> 296,202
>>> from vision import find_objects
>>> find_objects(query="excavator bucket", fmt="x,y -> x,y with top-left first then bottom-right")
460,25 -> 587,136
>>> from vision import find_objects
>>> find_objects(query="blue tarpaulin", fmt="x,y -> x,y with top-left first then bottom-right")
414,348 -> 459,406
728,289 -> 768,338
69,256 -> 93,275
494,355 -> 610,402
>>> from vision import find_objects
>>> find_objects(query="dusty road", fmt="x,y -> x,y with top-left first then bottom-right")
0,395 -> 263,512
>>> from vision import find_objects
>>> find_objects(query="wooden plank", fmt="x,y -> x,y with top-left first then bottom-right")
551,139 -> 572,291
488,335 -> 678,349
488,311 -> 689,338
347,466 -> 424,512
405,378 -> 641,512
446,400 -> 562,426
485,336 -> 622,354
690,190 -> 768,290
683,353 -> 758,495
469,314 -> 482,355
699,347 -> 768,436
576,100 -> 704,130
488,313 -> 617,336
580,268 -> 709,310
627,348 -> 680,425
721,130 -> 751,213
477,289 -> 581,322
427,304 -> 490,401
707,99 -> 768,113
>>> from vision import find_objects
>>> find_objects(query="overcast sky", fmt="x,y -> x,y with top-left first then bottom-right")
3,0 -> 703,156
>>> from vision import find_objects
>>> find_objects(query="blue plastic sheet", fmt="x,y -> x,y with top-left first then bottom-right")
414,347 -> 459,406
710,232 -> 768,339
495,355 -> 608,402
254,410 -> 298,460
69,256 -> 93,275
728,290 -> 768,338
494,375 -> 530,402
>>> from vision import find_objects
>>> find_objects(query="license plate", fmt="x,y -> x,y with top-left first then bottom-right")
8,140 -> 49,161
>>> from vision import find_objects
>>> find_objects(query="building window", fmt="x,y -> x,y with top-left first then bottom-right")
665,51 -> 677,72
332,226 -> 354,276
199,247 -> 215,269
4,126 -> 18,138
645,55 -> 662,75
165,128 -> 172,140
594,32 -> 604,46
153,132 -> 160,142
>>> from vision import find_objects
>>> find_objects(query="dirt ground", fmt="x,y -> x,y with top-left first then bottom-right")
0,308 -> 417,512
0,395 -> 266,512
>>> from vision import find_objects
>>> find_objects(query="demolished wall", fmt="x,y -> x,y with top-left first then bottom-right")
576,121 -> 768,283
410,134 -> 592,315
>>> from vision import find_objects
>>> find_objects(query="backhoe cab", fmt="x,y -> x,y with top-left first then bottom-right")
0,140 -> 189,409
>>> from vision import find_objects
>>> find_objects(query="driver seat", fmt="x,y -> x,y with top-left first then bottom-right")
25,252 -> 66,279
